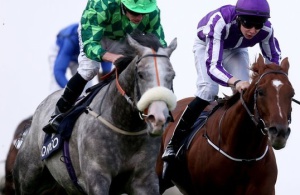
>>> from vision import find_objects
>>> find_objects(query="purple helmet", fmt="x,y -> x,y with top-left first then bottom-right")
236,0 -> 270,18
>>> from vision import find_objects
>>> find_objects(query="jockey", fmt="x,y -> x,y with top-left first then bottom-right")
162,0 -> 281,174
49,23 -> 112,93
43,0 -> 167,134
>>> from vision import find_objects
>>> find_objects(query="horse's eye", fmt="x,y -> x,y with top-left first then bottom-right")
257,89 -> 264,96
138,71 -> 144,79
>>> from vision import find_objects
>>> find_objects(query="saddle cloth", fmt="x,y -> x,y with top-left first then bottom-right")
41,78 -> 113,160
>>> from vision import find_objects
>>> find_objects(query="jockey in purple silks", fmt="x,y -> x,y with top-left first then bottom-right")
162,0 -> 281,177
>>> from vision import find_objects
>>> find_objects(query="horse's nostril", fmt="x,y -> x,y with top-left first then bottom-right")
269,127 -> 278,135
147,115 -> 155,123
270,126 -> 291,138
279,127 -> 291,138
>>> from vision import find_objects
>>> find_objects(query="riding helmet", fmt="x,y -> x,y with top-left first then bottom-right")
121,0 -> 157,13
235,0 -> 270,18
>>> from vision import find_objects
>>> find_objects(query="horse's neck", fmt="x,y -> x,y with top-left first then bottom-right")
97,60 -> 147,131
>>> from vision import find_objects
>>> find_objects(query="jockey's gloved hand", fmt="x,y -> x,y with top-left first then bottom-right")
234,80 -> 250,93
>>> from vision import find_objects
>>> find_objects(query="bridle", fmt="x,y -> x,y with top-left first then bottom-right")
134,52 -> 170,109
125,50 -> 170,119
205,70 -> 291,162
240,70 -> 291,135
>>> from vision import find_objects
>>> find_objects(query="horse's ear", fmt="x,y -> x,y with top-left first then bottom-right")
127,34 -> 146,55
252,54 -> 264,75
257,54 -> 265,66
280,57 -> 289,74
164,37 -> 177,57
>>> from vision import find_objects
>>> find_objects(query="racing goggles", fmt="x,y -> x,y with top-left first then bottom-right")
239,16 -> 265,30
125,7 -> 145,16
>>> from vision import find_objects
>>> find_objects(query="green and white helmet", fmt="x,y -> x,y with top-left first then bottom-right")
121,0 -> 157,13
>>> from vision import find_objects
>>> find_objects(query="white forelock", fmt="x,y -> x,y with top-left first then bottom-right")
137,86 -> 177,111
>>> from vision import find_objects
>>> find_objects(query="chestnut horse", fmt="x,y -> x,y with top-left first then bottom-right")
156,54 -> 294,195
2,116 -> 32,195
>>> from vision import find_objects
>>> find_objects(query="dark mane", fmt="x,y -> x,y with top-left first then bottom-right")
114,30 -> 163,69
223,92 -> 240,108
129,29 -> 162,51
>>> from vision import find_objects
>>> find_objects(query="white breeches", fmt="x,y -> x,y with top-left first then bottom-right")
77,26 -> 117,81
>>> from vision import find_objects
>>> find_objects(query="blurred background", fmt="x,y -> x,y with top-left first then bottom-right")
1,1 -> 299,194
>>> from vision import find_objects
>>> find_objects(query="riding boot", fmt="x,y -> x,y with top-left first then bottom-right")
161,97 -> 209,179
43,72 -> 88,134
162,97 -> 209,161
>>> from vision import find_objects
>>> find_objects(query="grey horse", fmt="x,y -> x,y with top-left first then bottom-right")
13,31 -> 177,195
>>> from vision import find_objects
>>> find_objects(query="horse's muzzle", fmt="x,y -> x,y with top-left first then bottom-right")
146,101 -> 171,136
268,125 -> 291,150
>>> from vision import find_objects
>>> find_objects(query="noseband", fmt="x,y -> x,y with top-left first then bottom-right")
240,70 -> 291,135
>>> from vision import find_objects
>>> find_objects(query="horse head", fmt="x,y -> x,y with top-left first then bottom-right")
247,54 -> 294,149
115,31 -> 177,136
115,32 -> 177,136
